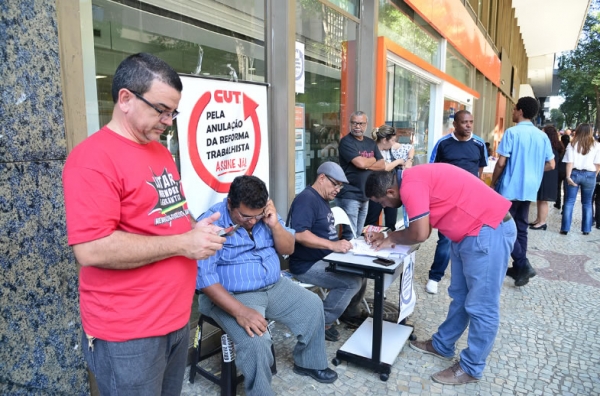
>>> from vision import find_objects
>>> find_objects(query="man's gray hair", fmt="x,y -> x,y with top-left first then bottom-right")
350,111 -> 368,122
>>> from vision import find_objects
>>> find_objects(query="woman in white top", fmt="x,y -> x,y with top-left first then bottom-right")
560,123 -> 600,235
364,125 -> 407,230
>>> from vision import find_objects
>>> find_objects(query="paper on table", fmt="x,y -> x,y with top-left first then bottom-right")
350,239 -> 394,259
350,238 -> 416,259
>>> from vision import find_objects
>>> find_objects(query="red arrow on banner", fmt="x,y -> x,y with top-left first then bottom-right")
188,91 -> 262,193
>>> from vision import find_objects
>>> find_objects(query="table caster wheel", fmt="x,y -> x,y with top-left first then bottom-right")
409,333 -> 417,341
332,358 -> 341,366
379,373 -> 389,381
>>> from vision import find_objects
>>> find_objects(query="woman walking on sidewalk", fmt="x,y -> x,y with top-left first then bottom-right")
560,124 -> 600,235
530,125 -> 563,230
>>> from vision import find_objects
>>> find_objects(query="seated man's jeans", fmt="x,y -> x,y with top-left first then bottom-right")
334,198 -> 368,240
561,169 -> 597,233
294,260 -> 364,326
198,277 -> 328,396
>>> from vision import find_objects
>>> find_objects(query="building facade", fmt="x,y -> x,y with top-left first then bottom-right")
0,0 -> 583,394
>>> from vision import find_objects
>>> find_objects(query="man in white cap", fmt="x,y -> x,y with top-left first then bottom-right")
287,162 -> 366,341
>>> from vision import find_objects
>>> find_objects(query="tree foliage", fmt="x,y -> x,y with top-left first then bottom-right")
558,7 -> 600,130
549,108 -> 565,128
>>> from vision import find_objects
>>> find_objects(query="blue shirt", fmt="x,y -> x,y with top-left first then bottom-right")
429,133 -> 488,176
288,186 -> 337,275
196,198 -> 295,292
496,121 -> 554,201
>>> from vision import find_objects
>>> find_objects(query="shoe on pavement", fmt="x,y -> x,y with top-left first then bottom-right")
431,362 -> 479,385
506,266 -> 518,280
293,364 -> 338,383
339,311 -> 369,329
325,325 -> 340,341
426,279 -> 438,294
409,339 -> 452,360
514,259 -> 536,287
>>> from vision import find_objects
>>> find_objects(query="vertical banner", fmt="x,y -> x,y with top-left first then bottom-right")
295,42 -> 305,94
177,76 -> 269,218
398,253 -> 416,323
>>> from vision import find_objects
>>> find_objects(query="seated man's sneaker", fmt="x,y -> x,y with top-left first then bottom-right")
409,339 -> 452,360
426,279 -> 438,294
431,362 -> 479,385
325,325 -> 340,342
293,364 -> 338,383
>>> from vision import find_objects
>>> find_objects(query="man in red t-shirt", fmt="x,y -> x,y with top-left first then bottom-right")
365,164 -> 516,385
63,53 -> 224,395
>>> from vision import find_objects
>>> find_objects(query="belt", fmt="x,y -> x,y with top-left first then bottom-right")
573,169 -> 594,172
502,212 -> 512,223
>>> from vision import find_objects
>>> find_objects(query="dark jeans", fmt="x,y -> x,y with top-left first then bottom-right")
429,231 -> 451,282
365,200 -> 397,230
509,200 -> 531,271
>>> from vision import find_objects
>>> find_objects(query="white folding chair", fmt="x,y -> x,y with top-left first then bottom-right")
330,206 -> 371,314
331,206 -> 358,239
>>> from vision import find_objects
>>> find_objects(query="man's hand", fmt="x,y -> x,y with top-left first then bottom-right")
261,199 -> 279,229
331,239 -> 353,253
234,306 -> 268,337
183,212 -> 225,260
364,232 -> 384,245
372,237 -> 396,251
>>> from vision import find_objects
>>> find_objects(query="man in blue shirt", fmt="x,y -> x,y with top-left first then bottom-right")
491,97 -> 555,287
425,110 -> 488,294
196,176 -> 337,396
288,162 -> 364,341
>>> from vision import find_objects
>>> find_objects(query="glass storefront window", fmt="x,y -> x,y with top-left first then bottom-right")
385,60 -> 434,164
326,0 -> 360,17
378,0 -> 441,67
295,0 -> 358,191
91,0 -> 265,170
442,98 -> 467,136
446,45 -> 473,88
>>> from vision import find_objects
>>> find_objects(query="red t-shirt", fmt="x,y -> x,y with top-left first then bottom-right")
63,127 -> 195,341
400,163 -> 511,242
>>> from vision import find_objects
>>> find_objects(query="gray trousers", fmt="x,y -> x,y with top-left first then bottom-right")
294,260 -> 365,326
198,277 -> 328,396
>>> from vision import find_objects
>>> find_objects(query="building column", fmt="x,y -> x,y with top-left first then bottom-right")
265,0 -> 296,217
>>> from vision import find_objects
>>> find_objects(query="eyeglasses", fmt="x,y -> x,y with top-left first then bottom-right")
130,90 -> 180,120
236,207 -> 266,222
350,121 -> 367,127
325,175 -> 344,190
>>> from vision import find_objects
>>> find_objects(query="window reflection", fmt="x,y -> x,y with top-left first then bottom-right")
378,0 -> 441,67
294,0 -> 358,191
91,0 -> 265,171
446,45 -> 473,87
385,61 -> 433,163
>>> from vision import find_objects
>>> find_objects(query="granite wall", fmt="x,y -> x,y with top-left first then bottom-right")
0,1 -> 89,394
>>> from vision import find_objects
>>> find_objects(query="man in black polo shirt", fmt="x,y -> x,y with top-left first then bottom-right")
425,110 -> 488,294
335,111 -> 386,240
288,162 -> 366,341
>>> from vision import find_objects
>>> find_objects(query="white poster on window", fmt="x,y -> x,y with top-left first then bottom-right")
295,42 -> 305,94
177,75 -> 269,218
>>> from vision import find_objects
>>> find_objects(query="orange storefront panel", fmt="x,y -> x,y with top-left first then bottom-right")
374,37 -> 480,126
404,0 -> 501,86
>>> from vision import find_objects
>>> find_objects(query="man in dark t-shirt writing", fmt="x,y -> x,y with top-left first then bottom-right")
335,111 -> 385,240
